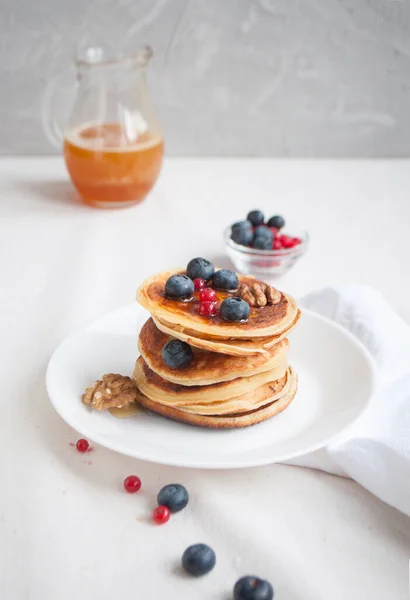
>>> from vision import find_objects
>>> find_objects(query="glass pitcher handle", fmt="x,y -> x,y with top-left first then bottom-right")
41,71 -> 76,150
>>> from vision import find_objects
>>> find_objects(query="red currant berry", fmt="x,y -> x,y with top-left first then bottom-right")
153,505 -> 171,524
199,288 -> 216,302
273,239 -> 282,250
193,278 -> 206,291
123,475 -> 142,493
280,235 -> 294,249
76,438 -> 89,453
292,237 -> 302,246
270,226 -> 278,235
198,302 -> 218,317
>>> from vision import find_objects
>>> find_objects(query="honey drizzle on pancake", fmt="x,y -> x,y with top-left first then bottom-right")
148,274 -> 289,330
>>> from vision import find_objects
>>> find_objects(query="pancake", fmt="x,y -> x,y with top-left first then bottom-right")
135,369 -> 298,429
153,311 -> 301,357
138,318 -> 289,386
134,356 -> 289,404
134,363 -> 293,415
136,270 -> 299,339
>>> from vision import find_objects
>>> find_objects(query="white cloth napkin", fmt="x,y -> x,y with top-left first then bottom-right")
291,284 -> 410,515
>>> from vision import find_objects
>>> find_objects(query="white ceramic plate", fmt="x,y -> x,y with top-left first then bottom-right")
46,304 -> 376,469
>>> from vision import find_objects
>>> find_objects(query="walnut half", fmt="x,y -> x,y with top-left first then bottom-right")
82,374 -> 139,411
238,282 -> 281,307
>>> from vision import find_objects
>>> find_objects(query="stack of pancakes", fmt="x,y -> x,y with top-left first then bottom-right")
134,270 -> 301,428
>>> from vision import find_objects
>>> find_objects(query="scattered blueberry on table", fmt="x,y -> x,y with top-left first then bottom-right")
230,211 -> 301,250
162,339 -> 193,369
157,484 -> 189,513
233,576 -> 274,600
182,543 -> 216,576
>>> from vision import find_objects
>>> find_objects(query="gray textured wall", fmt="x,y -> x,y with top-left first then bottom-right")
2,0 -> 410,157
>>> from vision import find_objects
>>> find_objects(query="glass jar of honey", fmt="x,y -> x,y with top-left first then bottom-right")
43,45 -> 163,208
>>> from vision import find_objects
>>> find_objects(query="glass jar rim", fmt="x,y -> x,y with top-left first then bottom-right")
75,45 -> 153,69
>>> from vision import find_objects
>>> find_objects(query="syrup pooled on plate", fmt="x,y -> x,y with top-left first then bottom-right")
108,404 -> 141,418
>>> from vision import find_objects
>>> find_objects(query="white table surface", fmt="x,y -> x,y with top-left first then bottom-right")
1,157 -> 409,600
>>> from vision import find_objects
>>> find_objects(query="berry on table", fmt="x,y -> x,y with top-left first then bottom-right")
234,576 -> 274,600
247,210 -> 265,226
198,302 -> 218,317
157,484 -> 189,513
153,505 -> 171,524
193,278 -> 206,291
123,475 -> 142,493
267,215 -> 285,229
182,544 -> 216,576
199,288 -> 216,302
220,297 -> 250,322
76,439 -> 89,453
162,339 -> 193,369
165,274 -> 194,300
186,258 -> 215,282
212,269 -> 239,291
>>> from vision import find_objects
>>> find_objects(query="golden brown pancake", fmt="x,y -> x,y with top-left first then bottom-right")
138,317 -> 289,385
136,270 -> 299,338
134,361 -> 293,415
153,312 -> 301,357
134,357 -> 288,403
135,369 -> 298,428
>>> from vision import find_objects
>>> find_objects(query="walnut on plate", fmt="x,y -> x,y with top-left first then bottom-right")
82,374 -> 138,411
238,282 -> 281,308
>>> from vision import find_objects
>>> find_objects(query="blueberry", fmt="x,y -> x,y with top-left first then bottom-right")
212,269 -> 238,291
165,274 -> 194,300
162,339 -> 193,369
231,226 -> 253,246
220,297 -> 250,322
232,220 -> 252,232
234,576 -> 274,600
253,236 -> 272,250
247,210 -> 265,226
231,221 -> 253,245
186,258 -> 215,282
254,226 -> 273,239
267,215 -> 285,229
157,484 -> 189,513
182,544 -> 216,577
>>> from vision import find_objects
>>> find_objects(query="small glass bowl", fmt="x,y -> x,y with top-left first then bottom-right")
224,227 -> 309,279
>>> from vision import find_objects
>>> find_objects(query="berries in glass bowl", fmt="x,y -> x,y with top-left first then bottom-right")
225,211 -> 308,278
